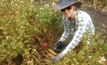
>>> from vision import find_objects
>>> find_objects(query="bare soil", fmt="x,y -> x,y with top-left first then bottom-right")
82,7 -> 107,43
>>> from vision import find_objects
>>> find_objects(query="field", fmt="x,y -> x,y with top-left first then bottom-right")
0,0 -> 107,65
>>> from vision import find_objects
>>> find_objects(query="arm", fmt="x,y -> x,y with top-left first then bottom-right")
53,20 -> 88,63
58,17 -> 71,42
62,18 -> 88,55
53,11 -> 95,63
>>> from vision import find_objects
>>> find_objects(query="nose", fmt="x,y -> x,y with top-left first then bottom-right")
64,9 -> 69,13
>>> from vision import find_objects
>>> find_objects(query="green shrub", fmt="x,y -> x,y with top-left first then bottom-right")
0,0 -> 63,65
0,0 -> 107,65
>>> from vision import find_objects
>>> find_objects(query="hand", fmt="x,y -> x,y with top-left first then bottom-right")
54,41 -> 67,52
56,41 -> 64,49
54,41 -> 64,52
52,52 -> 65,63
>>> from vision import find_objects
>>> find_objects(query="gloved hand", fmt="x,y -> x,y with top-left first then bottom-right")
54,41 -> 67,52
56,41 -> 64,49
52,52 -> 65,63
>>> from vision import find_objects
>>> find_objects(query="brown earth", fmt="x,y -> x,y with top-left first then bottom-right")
82,7 -> 107,43
83,7 -> 107,30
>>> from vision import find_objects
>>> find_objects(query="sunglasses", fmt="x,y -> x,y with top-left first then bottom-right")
61,6 -> 72,12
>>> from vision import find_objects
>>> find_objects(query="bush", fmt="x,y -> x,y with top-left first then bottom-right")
0,0 -> 63,65
0,0 -> 107,65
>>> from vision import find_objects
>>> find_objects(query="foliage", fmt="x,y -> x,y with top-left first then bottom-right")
52,33 -> 107,65
0,0 -> 107,65
82,0 -> 107,12
0,0 -> 62,65
0,0 -> 37,64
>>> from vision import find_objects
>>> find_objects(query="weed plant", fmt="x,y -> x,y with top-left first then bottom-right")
0,0 -> 107,65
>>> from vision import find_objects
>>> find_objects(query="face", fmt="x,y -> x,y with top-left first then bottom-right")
61,5 -> 76,18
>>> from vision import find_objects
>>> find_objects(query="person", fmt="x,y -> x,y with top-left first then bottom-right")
52,0 -> 95,63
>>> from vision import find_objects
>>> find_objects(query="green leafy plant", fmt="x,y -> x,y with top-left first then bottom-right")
0,0 -> 107,65
0,0 -> 62,65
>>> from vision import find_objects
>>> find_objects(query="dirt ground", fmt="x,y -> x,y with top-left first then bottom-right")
83,7 -> 107,30
81,7 -> 107,43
